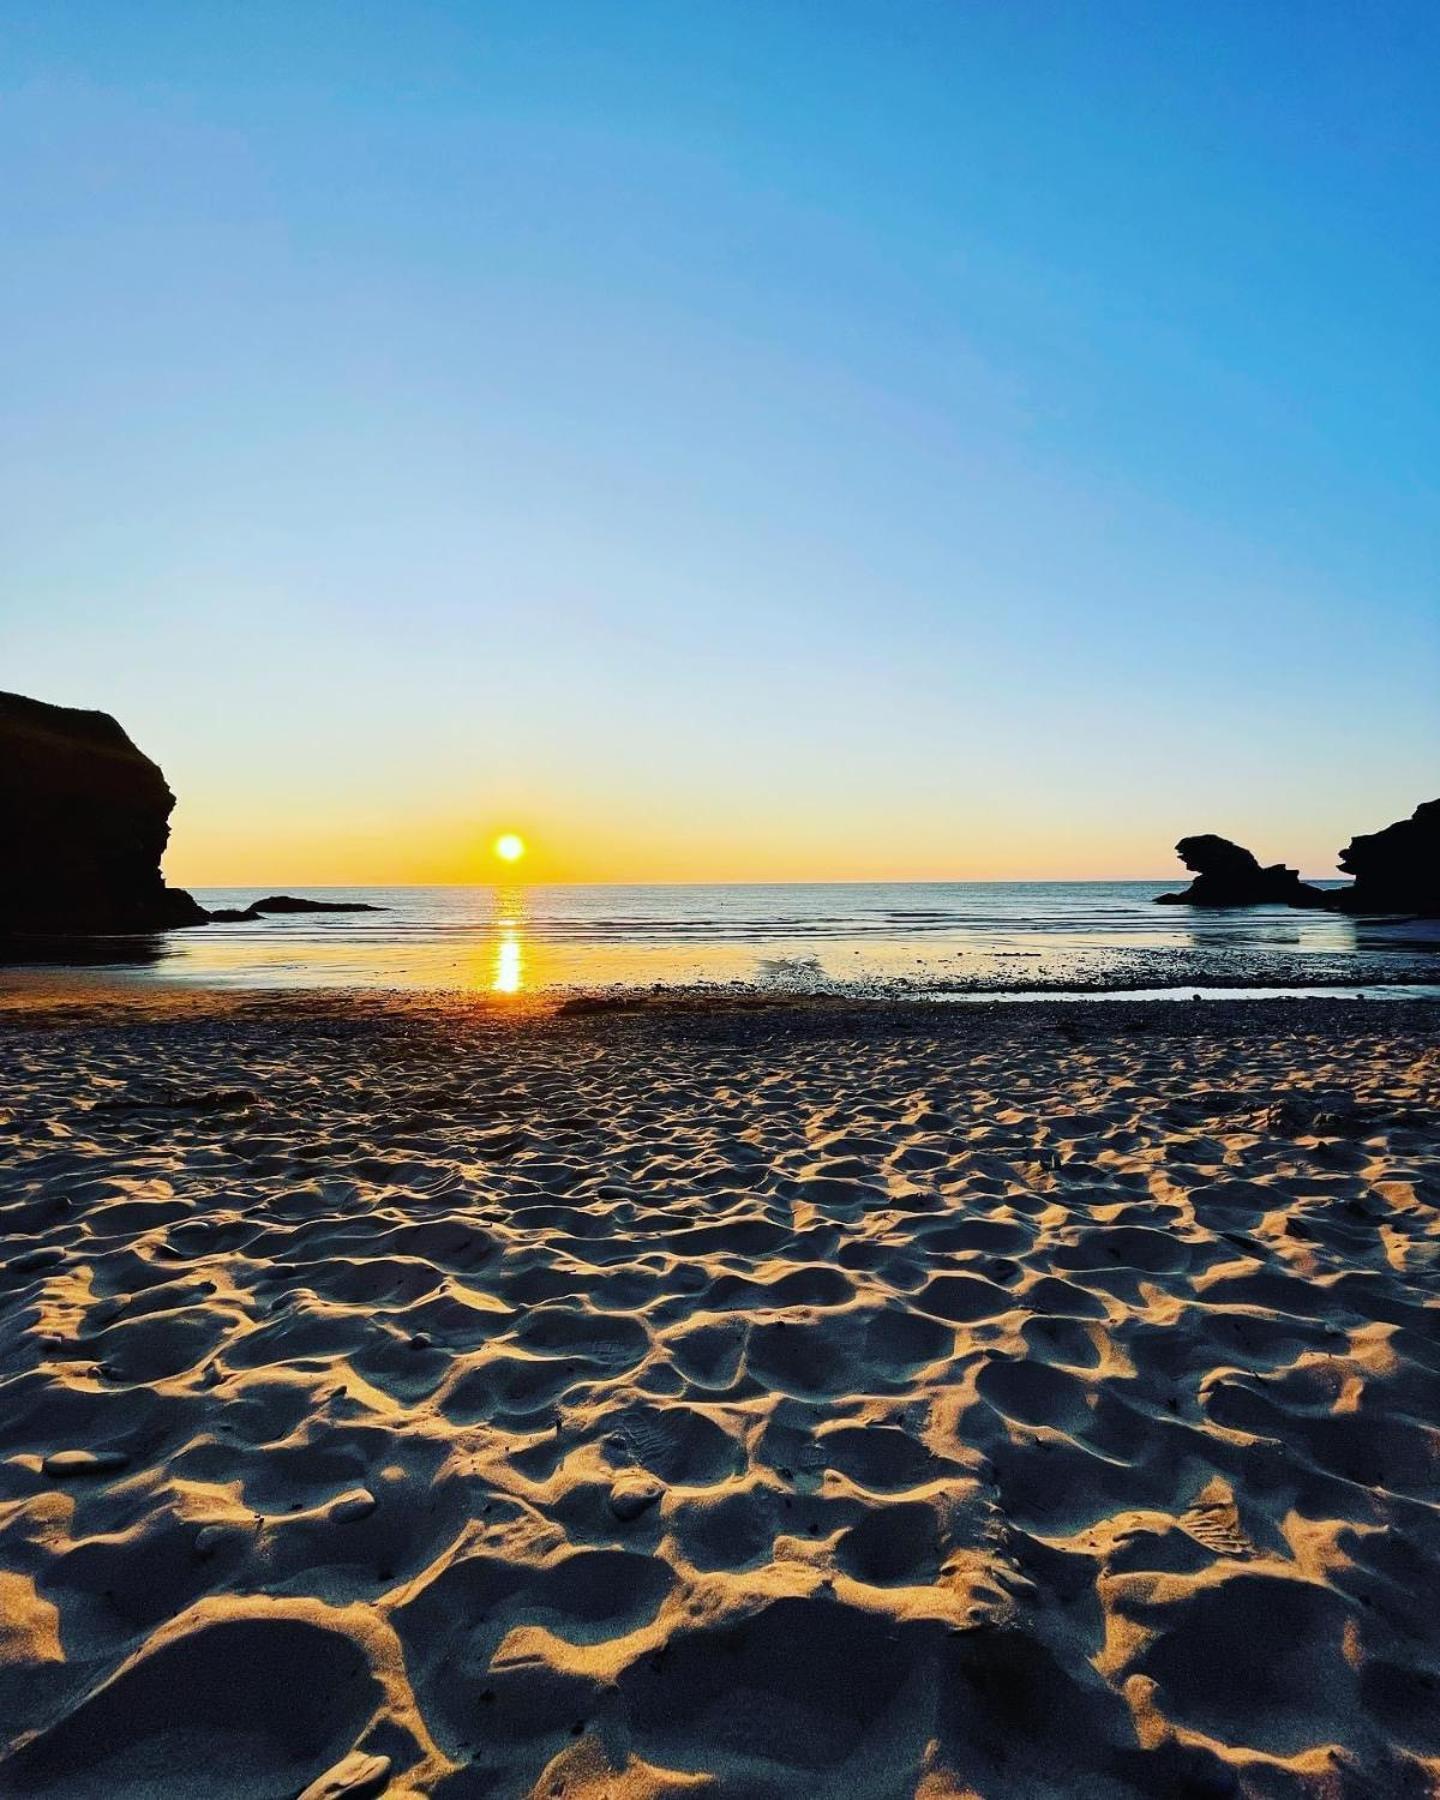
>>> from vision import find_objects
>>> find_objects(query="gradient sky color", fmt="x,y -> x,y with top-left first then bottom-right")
3,2 -> 1436,883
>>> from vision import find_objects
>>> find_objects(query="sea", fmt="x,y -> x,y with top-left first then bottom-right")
10,882 -> 1439,999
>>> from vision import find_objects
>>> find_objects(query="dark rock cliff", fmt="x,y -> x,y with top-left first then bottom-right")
1155,834 -> 1328,908
0,691 -> 208,935
1333,800 -> 1440,916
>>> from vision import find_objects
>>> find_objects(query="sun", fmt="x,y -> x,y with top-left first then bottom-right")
493,833 -> 526,865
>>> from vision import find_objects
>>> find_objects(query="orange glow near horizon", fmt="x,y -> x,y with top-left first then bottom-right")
166,803 -> 1340,887
161,762 -> 1338,888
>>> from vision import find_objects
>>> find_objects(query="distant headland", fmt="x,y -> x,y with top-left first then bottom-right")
1,689 -> 1436,933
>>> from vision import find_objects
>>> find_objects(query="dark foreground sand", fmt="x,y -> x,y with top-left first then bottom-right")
0,991 -> 1437,1799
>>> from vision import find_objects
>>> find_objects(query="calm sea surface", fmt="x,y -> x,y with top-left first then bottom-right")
13,881 -> 1437,997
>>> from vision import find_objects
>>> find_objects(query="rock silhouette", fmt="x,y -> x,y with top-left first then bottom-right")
0,691 -> 207,936
208,895 -> 383,921
0,693 -> 392,942
1156,834 -> 1328,908
1333,800 -> 1440,916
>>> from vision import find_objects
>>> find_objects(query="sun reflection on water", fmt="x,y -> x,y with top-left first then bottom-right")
491,887 -> 526,993
493,929 -> 523,993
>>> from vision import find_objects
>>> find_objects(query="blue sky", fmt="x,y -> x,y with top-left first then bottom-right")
2,2 -> 1435,880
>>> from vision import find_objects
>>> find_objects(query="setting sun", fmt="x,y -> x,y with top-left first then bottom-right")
493,833 -> 526,864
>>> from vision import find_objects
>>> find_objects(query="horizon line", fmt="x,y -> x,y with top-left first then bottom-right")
174,874 -> 1347,889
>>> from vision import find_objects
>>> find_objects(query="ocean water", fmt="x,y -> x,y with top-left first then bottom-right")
11,881 -> 1438,996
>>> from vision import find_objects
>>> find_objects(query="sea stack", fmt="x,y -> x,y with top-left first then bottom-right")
0,691 -> 208,935
1332,800 -> 1440,916
1155,834 -> 1328,908
206,894 -> 383,921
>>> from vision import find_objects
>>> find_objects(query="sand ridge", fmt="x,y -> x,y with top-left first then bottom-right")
0,996 -> 1437,1797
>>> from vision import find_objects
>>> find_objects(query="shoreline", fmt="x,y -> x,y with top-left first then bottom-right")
5,878 -> 1436,1005
3,967 -> 1440,1024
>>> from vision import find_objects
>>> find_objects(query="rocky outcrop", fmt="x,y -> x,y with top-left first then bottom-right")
0,692 -> 208,936
207,895 -> 383,921
1156,834 -> 1328,908
1332,800 -> 1440,916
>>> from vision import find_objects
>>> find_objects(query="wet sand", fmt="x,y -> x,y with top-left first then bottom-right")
1,991 -> 1437,1798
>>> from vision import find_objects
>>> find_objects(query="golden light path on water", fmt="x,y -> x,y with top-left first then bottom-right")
491,885 -> 525,993
493,930 -> 523,993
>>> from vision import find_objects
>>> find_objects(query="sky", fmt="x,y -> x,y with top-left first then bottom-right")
2,2 -> 1436,884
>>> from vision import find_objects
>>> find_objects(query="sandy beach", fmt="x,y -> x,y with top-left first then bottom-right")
0,991 -> 1435,1798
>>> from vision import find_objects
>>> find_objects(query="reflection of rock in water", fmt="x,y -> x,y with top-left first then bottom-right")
757,954 -> 824,982
0,933 -> 169,968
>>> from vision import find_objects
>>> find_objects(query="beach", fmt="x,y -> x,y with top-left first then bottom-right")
1,989 -> 1437,1797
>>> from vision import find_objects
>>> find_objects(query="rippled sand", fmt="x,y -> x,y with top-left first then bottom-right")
1,993 -> 1437,1798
